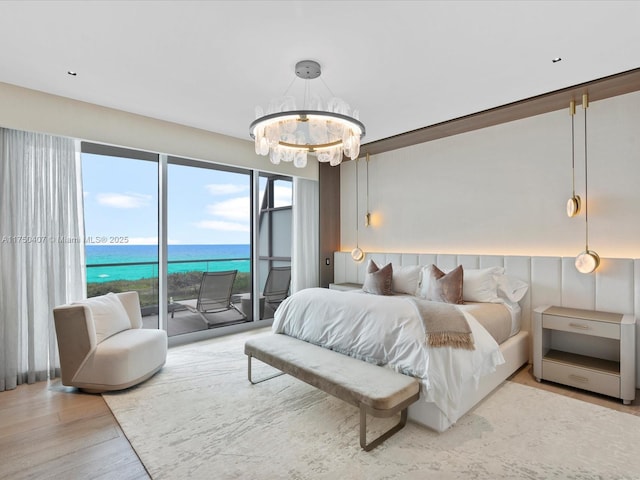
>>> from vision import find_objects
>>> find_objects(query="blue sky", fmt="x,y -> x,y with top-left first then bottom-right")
82,154 -> 291,245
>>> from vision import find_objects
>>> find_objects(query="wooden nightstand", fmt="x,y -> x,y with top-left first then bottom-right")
533,306 -> 636,404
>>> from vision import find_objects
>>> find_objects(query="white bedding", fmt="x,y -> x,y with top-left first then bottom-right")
272,287 -> 505,423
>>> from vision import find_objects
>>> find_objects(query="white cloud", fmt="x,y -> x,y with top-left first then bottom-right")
96,192 -> 152,209
194,220 -> 249,232
205,184 -> 248,196
206,197 -> 249,221
274,184 -> 292,207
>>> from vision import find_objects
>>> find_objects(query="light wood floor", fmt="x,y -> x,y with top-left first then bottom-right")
0,381 -> 149,480
1,365 -> 638,479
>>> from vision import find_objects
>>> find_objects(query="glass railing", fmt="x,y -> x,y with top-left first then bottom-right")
86,257 -> 251,313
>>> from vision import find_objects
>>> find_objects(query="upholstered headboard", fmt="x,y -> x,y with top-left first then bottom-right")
334,252 -> 640,384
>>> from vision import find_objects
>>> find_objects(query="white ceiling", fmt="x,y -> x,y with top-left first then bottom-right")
1,1 -> 639,146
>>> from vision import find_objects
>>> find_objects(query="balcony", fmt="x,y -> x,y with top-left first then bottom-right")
86,257 -> 270,337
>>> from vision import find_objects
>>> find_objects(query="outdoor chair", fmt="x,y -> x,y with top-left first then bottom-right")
263,266 -> 291,310
176,270 -> 246,327
239,266 -> 291,320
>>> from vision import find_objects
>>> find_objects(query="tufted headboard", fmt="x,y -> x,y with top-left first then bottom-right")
333,252 -> 640,384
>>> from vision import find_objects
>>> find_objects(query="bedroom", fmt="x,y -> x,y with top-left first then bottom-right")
1,1 -> 640,478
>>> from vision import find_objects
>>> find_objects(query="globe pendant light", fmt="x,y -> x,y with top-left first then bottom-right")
351,157 -> 365,262
575,93 -> 600,274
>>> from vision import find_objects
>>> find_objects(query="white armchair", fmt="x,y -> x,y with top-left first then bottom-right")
53,291 -> 167,393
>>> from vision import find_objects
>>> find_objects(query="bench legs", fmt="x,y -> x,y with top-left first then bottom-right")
247,352 -> 418,451
247,354 -> 285,384
360,406 -> 409,452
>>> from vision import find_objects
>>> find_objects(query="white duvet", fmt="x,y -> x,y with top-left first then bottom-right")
272,287 -> 505,422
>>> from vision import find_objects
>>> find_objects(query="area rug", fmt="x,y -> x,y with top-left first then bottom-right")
103,329 -> 640,480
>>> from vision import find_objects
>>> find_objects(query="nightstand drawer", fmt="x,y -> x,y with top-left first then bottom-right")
542,359 -> 620,398
542,314 -> 620,340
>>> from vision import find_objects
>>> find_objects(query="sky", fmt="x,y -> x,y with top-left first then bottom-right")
82,153 -> 292,245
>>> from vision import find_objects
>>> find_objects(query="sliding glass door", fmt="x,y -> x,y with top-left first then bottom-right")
166,158 -> 251,336
257,174 -> 292,320
81,145 -> 160,328
81,143 -> 292,341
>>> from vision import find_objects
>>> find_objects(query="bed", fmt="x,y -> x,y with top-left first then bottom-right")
273,258 -> 531,432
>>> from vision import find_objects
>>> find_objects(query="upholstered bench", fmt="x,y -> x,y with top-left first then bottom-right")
244,334 -> 420,451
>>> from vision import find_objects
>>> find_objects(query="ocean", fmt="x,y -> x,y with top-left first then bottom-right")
86,244 -> 250,283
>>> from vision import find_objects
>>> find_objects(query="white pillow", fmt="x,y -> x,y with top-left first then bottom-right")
463,266 -> 504,303
77,293 -> 131,344
391,264 -> 422,295
497,275 -> 529,303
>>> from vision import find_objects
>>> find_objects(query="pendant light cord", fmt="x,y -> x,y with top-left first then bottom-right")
366,153 -> 370,216
570,101 -> 576,196
355,158 -> 359,247
583,94 -> 589,251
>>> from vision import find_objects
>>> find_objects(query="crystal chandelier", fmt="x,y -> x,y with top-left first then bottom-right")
250,60 -> 365,168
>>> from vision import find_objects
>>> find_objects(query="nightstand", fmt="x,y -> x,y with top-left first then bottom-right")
533,305 -> 636,404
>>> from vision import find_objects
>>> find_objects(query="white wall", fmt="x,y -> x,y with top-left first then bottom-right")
0,81 -> 318,180
341,90 -> 640,259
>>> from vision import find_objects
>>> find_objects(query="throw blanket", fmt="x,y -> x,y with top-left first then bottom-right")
409,299 -> 474,350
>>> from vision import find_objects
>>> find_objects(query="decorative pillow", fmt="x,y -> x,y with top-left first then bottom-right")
76,293 -> 131,344
497,274 -> 529,303
420,264 -> 464,304
362,259 -> 393,295
391,264 -> 422,295
463,266 -> 504,303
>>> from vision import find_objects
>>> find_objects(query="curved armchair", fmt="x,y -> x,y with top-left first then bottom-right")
53,291 -> 167,393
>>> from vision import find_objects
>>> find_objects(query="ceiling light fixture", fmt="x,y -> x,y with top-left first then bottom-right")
250,60 -> 365,169
575,93 -> 600,274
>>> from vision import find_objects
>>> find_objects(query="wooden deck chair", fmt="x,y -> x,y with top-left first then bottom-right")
177,270 -> 245,327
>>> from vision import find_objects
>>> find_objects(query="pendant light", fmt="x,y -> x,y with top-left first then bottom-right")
351,158 -> 365,262
566,100 -> 581,217
575,93 -> 600,274
364,152 -> 371,227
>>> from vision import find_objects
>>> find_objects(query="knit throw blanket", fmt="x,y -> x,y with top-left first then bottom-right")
409,298 -> 475,350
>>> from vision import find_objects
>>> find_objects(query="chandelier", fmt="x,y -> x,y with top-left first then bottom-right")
250,60 -> 365,168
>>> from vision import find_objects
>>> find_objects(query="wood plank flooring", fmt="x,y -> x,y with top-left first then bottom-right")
1,364 -> 638,479
0,381 -> 149,480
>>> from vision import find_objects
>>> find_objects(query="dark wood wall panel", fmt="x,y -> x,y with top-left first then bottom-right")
318,162 -> 340,287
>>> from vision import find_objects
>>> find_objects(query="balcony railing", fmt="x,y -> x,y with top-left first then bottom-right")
86,257 -> 251,310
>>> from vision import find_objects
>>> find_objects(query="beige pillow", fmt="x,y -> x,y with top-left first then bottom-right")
362,259 -> 393,295
422,264 -> 464,304
76,293 -> 132,344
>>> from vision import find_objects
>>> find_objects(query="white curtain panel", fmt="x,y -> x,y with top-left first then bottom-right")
291,177 -> 319,292
0,128 -> 85,391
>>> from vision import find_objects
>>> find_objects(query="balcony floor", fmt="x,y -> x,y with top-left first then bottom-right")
142,301 -> 275,337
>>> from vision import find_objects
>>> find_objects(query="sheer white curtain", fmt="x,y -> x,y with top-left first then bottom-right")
291,177 -> 319,293
0,128 -> 85,392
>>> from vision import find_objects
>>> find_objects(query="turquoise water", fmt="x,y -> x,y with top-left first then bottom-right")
86,244 -> 250,283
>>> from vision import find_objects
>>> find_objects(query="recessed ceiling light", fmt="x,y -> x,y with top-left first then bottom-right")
552,57 -> 562,63
67,71 -> 77,76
